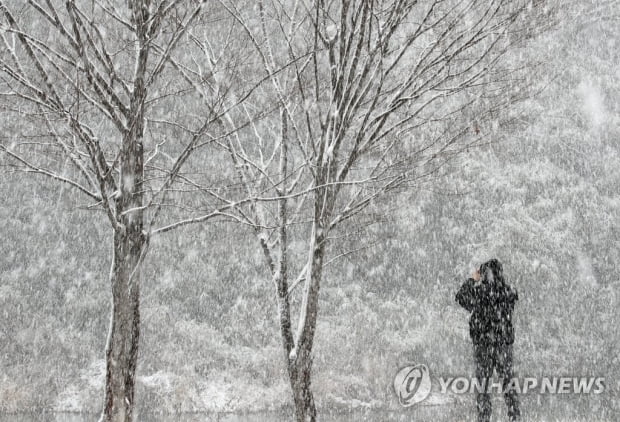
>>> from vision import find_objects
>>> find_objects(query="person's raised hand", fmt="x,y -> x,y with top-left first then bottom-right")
472,268 -> 481,282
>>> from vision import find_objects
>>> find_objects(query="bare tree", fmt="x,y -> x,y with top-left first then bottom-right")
0,1 -> 261,420
212,0 -> 553,420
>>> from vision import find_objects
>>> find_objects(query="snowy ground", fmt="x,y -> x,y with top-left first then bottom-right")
0,395 -> 616,422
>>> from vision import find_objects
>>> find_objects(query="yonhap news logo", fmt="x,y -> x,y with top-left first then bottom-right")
393,363 -> 606,407
393,364 -> 432,406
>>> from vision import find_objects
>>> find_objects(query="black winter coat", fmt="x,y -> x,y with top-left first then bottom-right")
456,277 -> 518,345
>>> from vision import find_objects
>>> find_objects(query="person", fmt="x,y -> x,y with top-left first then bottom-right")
456,258 -> 520,422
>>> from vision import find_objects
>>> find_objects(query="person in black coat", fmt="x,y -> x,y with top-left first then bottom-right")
456,258 -> 520,422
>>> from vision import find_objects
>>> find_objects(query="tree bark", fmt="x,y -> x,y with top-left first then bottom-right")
100,129 -> 146,421
100,123 -> 146,421
287,223 -> 327,422
101,228 -> 143,422
289,355 -> 317,422
101,6 -> 148,416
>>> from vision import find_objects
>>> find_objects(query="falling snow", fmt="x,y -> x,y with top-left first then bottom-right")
0,1 -> 618,421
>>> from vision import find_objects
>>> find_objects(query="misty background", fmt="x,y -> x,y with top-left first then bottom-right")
0,0 -> 618,420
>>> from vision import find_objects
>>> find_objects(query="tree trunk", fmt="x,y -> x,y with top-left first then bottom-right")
287,223 -> 327,422
289,355 -> 317,422
101,35 -> 147,418
101,228 -> 143,422
100,136 -> 145,421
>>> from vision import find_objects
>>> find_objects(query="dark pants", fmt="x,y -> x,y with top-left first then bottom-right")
474,341 -> 520,422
